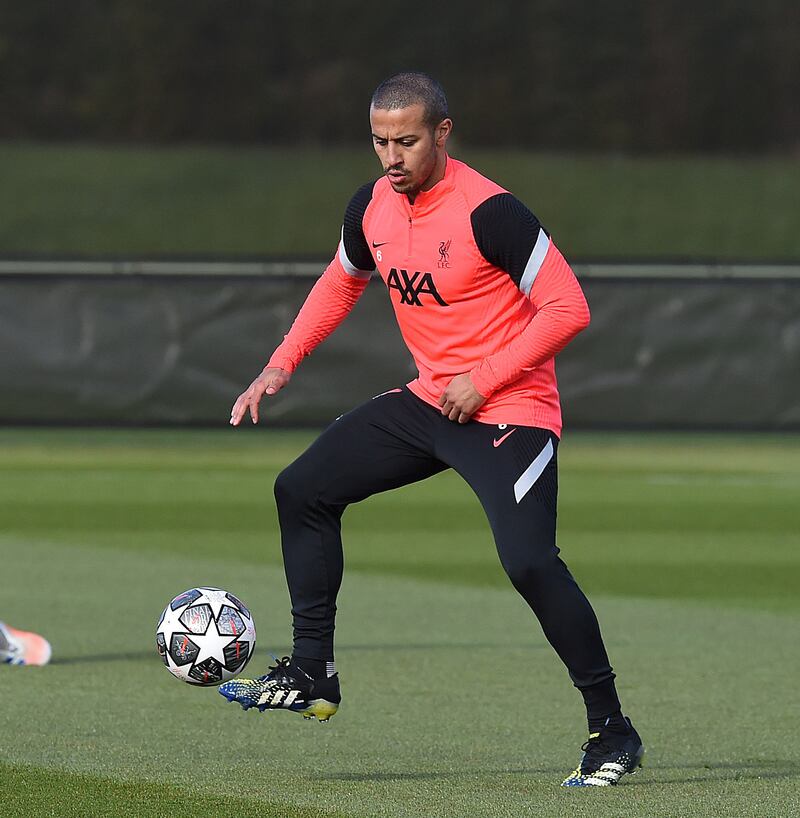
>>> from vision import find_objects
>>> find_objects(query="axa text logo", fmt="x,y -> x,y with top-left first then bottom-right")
387,268 -> 449,306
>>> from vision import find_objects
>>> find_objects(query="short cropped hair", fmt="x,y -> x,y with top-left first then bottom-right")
370,72 -> 449,128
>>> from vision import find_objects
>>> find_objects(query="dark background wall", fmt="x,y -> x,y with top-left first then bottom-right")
2,265 -> 797,429
1,0 -> 798,152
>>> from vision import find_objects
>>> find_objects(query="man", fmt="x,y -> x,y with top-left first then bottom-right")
220,72 -> 644,787
0,621 -> 51,665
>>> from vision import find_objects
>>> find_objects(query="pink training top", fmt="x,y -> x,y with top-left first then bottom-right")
268,156 -> 590,436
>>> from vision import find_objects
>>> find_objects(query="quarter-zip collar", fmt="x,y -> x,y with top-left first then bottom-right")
395,154 -> 456,218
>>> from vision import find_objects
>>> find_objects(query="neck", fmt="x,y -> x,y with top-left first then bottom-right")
408,151 -> 448,204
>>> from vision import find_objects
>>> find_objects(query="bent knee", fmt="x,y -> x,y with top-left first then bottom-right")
274,461 -> 316,510
501,549 -> 564,591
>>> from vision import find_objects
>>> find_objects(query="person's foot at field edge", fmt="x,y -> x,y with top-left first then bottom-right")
561,716 -> 645,787
0,622 -> 52,666
219,655 -> 340,721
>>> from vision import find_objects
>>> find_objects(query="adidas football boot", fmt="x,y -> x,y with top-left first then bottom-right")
219,655 -> 340,722
0,622 -> 52,666
561,717 -> 645,787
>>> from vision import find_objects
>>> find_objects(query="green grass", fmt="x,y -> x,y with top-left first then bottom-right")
1,429 -> 799,817
1,143 -> 798,259
1,763 -> 346,818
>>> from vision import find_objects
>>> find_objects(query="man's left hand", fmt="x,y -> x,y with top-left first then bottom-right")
439,374 -> 487,424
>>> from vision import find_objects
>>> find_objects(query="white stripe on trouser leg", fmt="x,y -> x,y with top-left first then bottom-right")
513,439 -> 554,504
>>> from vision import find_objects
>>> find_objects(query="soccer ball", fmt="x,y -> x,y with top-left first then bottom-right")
156,587 -> 256,686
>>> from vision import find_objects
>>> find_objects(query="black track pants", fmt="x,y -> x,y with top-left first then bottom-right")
274,387 -> 615,691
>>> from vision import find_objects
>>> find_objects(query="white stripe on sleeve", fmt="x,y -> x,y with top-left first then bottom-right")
338,228 -> 373,280
519,228 -> 551,296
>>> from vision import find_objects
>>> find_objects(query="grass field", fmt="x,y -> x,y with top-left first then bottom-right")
1,143 -> 798,259
1,428 -> 799,817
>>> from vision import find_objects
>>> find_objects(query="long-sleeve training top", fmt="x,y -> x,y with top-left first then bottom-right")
268,156 -> 590,436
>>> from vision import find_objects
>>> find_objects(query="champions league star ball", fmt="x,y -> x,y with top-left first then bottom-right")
156,587 -> 256,686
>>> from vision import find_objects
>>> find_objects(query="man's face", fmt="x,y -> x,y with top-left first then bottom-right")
370,103 -> 451,198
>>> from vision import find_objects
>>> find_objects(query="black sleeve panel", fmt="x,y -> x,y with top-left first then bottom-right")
470,193 -> 548,288
341,181 -> 377,272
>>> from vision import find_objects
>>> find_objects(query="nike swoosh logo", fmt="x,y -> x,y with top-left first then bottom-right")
372,241 -> 389,248
493,429 -> 517,447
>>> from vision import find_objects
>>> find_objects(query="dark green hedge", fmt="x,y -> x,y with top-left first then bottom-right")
0,0 -> 797,152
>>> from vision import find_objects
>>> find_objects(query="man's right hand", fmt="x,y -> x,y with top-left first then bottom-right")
229,367 -> 292,426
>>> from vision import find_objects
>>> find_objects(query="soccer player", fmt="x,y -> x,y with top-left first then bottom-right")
0,621 -> 51,665
220,72 -> 644,787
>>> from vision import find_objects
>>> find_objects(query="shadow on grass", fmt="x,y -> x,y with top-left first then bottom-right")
336,642 -> 545,652
319,767 -> 561,782
51,651 -> 154,665
47,642 -> 543,665
625,758 -> 799,786
319,759 -> 799,785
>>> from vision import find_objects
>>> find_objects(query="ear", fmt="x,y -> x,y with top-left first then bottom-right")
435,118 -> 453,147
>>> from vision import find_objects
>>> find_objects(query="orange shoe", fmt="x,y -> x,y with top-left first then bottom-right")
0,622 -> 52,666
